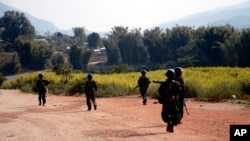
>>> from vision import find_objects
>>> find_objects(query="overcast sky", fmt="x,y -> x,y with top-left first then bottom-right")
0,0 -> 248,32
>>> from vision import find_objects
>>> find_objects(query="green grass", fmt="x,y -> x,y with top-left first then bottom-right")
1,67 -> 250,101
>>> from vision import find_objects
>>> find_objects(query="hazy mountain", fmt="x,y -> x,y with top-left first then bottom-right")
0,2 -> 61,35
157,1 -> 250,29
1,1 -> 250,36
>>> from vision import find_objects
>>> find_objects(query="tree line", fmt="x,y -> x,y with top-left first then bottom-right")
0,10 -> 250,77
103,25 -> 250,69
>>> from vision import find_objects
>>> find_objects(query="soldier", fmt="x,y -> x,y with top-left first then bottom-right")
84,73 -> 97,111
174,67 -> 185,124
36,73 -> 49,106
154,69 -> 181,133
137,70 -> 151,105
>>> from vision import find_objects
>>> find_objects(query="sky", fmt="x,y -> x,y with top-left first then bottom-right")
0,0 -> 248,32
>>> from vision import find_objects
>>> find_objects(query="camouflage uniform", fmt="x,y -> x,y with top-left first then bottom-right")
174,67 -> 185,124
36,74 -> 49,106
137,70 -> 150,105
157,69 -> 181,132
84,74 -> 97,111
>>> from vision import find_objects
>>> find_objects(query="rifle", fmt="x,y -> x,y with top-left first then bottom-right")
183,100 -> 189,115
133,85 -> 139,89
152,80 -> 165,84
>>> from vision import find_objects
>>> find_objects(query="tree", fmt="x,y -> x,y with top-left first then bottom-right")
196,25 -> 239,66
143,27 -> 165,64
69,46 -> 92,71
0,11 -> 35,51
239,28 -> 250,67
87,32 -> 101,48
0,52 -> 21,75
51,53 -> 65,66
53,63 -> 72,83
72,27 -> 87,46
102,26 -> 128,65
72,27 -> 86,38
15,39 -> 54,70
119,28 -> 148,64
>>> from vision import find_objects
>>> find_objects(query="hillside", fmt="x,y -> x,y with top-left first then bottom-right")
158,1 -> 250,29
0,2 -> 60,35
1,1 -> 250,36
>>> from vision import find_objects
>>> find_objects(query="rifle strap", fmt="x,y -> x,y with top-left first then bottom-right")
40,79 -> 46,88
164,81 -> 173,95
40,79 -> 48,93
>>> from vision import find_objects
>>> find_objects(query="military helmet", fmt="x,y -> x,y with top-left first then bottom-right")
141,70 -> 146,75
38,73 -> 43,78
174,67 -> 182,74
87,73 -> 93,79
165,69 -> 175,78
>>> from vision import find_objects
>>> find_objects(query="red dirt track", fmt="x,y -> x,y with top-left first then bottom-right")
0,90 -> 250,141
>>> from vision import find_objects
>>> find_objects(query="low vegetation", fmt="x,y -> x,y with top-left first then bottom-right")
1,67 -> 250,102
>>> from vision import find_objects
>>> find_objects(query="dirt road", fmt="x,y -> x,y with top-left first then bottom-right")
0,90 -> 250,141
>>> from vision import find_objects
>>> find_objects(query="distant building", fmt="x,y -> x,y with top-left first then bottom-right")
88,47 -> 107,65
93,47 -> 107,56
34,38 -> 48,43
99,47 -> 107,56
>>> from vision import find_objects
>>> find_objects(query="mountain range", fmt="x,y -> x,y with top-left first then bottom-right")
1,1 -> 250,36
157,1 -> 250,29
0,2 -> 73,35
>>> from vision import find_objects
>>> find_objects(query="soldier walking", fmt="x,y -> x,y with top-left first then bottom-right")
137,70 -> 150,105
154,69 -> 181,132
84,73 -> 97,111
36,73 -> 49,106
174,67 -> 185,124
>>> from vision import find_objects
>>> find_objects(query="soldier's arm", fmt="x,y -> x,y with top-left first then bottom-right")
152,80 -> 164,84
94,81 -> 97,91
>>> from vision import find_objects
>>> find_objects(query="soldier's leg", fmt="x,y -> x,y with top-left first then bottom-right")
142,93 -> 147,105
168,108 -> 176,132
162,106 -> 173,132
86,94 -> 92,110
38,92 -> 42,105
143,91 -> 147,105
140,89 -> 147,105
42,92 -> 46,106
161,106 -> 169,123
90,93 -> 97,110
178,101 -> 184,122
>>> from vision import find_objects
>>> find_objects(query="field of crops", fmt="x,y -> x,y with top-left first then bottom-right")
1,67 -> 250,101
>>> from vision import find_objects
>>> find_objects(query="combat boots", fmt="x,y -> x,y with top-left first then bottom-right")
166,123 -> 174,133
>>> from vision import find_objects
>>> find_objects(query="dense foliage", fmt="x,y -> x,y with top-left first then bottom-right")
0,11 -> 35,48
0,11 -> 92,75
0,10 -> 250,78
103,25 -> 250,68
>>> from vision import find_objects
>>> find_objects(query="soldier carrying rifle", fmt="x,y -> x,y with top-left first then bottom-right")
136,70 -> 151,105
174,67 -> 187,124
153,69 -> 181,133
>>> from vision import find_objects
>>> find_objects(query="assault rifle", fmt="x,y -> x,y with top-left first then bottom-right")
183,100 -> 189,115
152,80 -> 165,84
133,85 -> 139,89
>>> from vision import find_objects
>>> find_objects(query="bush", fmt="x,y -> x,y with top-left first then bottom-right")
0,73 -> 7,86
